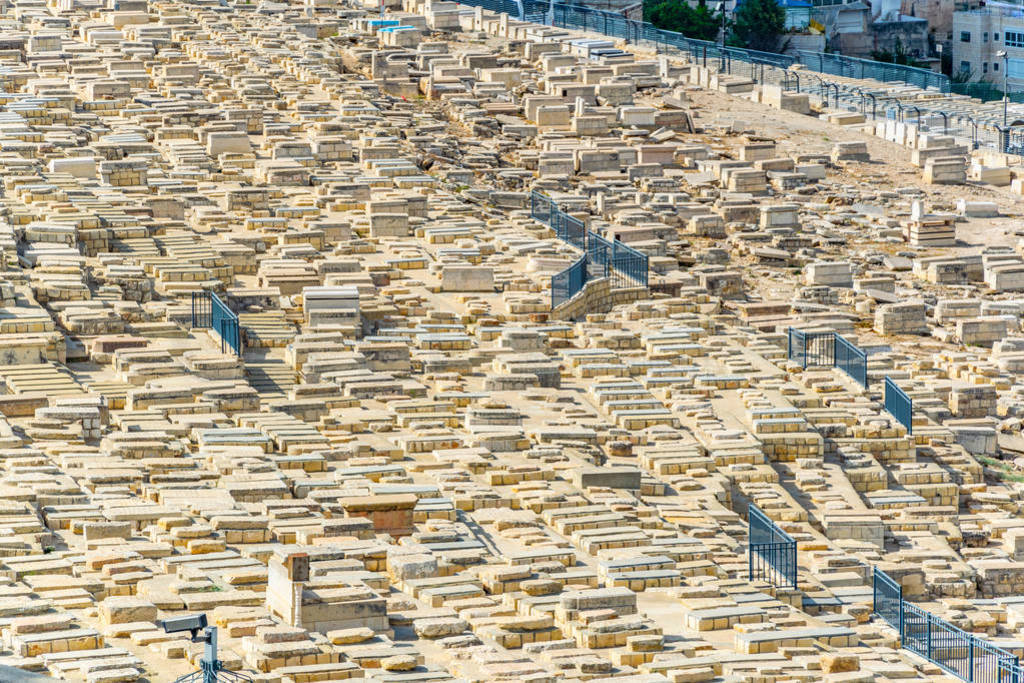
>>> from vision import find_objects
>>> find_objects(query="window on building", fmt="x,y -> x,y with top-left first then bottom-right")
1008,58 -> 1024,80
995,62 -> 1000,71
984,62 -> 989,73
960,60 -> 971,73
1007,31 -> 1024,47
984,32 -> 989,42
960,31 -> 971,42
996,32 -> 1000,41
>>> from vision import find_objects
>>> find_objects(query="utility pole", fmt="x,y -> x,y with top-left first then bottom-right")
998,49 -> 1009,127
718,0 -> 727,71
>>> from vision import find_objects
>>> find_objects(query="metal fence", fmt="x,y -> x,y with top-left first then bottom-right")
787,328 -> 834,368
587,231 -> 649,288
951,81 -> 1024,103
529,190 -> 552,225
835,333 -> 867,388
552,256 -> 587,308
748,503 -> 797,589
799,77 -> 1024,156
788,328 -> 869,387
484,0 -> 949,93
872,567 -> 1021,683
192,291 -> 242,356
904,603 -> 1020,683
872,567 -> 902,633
554,213 -> 586,251
531,191 -> 649,308
794,50 -> 947,93
531,191 -> 586,249
884,376 -> 913,435
465,1 -> 1024,157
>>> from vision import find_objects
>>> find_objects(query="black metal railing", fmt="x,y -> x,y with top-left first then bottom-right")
884,376 -> 913,435
748,503 -> 797,588
586,231 -> 649,290
787,328 -> 835,368
191,291 -> 242,356
872,567 -> 1021,683
835,333 -> 867,388
465,2 -> 1024,157
787,328 -> 868,388
552,256 -> 586,308
532,191 -> 649,309
873,567 -> 902,633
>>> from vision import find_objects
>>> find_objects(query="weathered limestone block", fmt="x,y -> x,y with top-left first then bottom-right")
441,266 -> 494,292
804,261 -> 852,288
831,142 -> 869,162
99,597 -> 157,625
874,302 -> 928,336
949,385 -> 997,418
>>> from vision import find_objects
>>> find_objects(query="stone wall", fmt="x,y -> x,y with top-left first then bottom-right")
551,278 -> 648,320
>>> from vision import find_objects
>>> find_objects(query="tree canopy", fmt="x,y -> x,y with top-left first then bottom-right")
643,0 -> 724,43
728,0 -> 785,53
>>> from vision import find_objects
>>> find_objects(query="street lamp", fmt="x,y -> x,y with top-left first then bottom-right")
998,49 -> 1009,127
717,1 -> 727,72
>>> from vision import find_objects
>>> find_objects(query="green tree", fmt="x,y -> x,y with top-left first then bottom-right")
728,0 -> 785,53
644,0 -> 724,42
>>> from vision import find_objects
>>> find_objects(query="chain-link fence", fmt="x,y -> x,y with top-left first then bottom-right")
473,0 -> 949,93
952,81 -> 1024,103
463,0 -> 1024,156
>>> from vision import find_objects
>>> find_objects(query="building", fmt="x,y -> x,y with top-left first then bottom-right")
812,1 -> 872,54
903,0 -> 955,48
952,1 -> 1024,88
810,0 -> 929,59
781,0 -> 814,29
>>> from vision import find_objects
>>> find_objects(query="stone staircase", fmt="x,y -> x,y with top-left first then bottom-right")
244,355 -> 297,400
0,364 -> 85,396
239,311 -> 297,348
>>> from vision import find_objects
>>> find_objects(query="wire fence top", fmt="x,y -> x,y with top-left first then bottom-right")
476,0 -> 949,93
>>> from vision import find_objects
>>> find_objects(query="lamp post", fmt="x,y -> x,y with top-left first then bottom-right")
717,1 -> 727,72
998,49 -> 1009,127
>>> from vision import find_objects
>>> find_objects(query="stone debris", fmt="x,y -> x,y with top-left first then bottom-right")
0,0 -> 1018,681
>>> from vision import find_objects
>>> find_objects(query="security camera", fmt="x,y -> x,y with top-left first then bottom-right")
157,614 -> 209,641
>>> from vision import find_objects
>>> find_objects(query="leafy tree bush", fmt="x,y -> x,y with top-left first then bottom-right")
728,0 -> 785,52
644,0 -> 724,42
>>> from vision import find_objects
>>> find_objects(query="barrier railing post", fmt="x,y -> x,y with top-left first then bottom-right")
899,589 -> 903,644
788,542 -> 796,587
748,504 -> 797,588
872,566 -> 877,614
191,291 -> 242,356
927,613 -> 933,661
